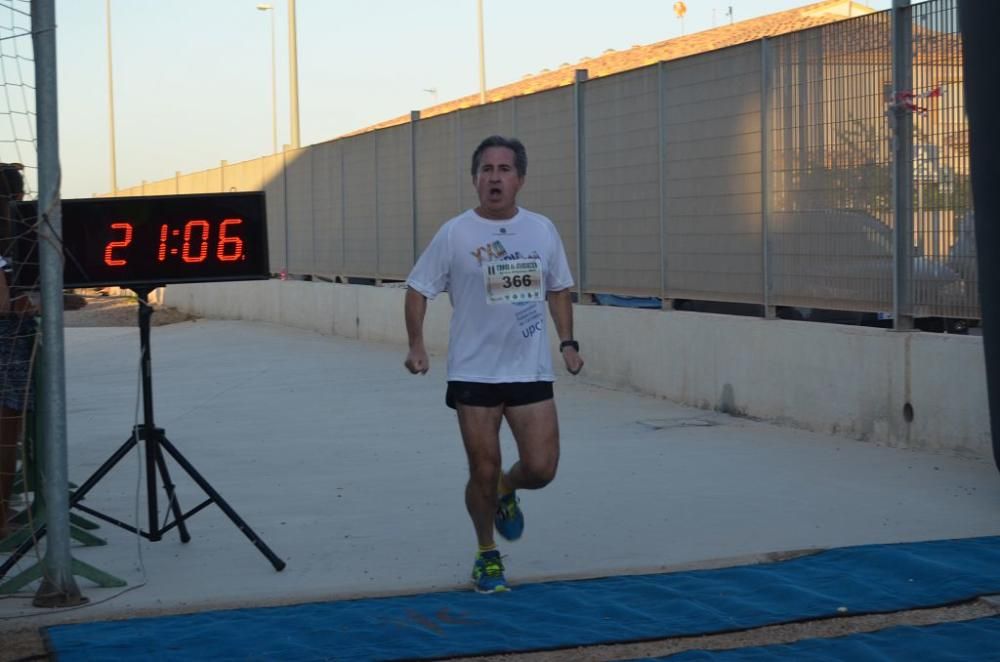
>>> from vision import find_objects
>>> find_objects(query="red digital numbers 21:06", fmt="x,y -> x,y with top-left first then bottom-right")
103,219 -> 246,267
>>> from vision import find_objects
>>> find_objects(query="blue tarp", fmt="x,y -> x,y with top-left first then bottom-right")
593,293 -> 662,309
45,536 -> 1000,661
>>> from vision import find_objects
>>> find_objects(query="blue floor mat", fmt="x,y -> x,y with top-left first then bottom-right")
45,536 -> 1000,661
650,615 -> 1000,661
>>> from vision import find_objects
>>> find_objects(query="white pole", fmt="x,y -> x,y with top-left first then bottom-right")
268,7 -> 277,153
106,0 -> 117,193
288,0 -> 301,148
477,0 -> 486,104
256,4 -> 277,154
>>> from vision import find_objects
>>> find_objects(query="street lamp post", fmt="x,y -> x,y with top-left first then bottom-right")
477,0 -> 486,104
256,3 -> 277,154
106,0 -> 117,193
288,0 -> 300,149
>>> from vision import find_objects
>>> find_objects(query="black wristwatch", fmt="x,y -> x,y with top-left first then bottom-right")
559,339 -> 579,353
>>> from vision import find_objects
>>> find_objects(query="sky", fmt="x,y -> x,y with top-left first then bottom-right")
46,0 -> 892,198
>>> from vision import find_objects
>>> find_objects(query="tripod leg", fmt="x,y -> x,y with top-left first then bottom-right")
157,437 -> 286,571
70,434 -> 139,509
153,434 -> 190,543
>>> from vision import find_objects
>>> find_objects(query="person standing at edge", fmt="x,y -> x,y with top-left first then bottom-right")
0,163 -> 35,541
404,135 -> 584,593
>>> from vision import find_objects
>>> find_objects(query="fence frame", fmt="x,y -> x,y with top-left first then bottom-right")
114,0 -> 975,326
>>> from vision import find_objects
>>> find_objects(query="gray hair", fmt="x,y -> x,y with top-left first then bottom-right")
471,136 -> 527,178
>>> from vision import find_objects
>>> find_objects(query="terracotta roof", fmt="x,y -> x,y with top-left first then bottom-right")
790,9 -> 960,67
343,0 -> 876,137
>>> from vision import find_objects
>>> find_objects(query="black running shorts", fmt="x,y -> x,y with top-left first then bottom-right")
446,380 -> 554,410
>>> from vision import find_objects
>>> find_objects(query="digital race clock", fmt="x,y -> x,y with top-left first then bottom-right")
13,192 -> 269,288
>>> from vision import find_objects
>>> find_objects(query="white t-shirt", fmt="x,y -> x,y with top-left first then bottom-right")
407,208 -> 574,383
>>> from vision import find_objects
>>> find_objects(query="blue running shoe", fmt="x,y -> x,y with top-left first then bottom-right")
472,550 -> 509,593
495,492 -> 524,541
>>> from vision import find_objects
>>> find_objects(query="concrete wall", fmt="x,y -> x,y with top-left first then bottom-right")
163,280 -> 990,458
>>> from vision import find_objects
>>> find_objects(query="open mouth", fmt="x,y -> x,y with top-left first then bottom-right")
489,187 -> 502,197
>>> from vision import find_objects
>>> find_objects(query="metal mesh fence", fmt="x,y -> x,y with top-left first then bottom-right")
310,141 -> 343,277
285,147 -> 314,275
909,0 -> 975,320
0,0 -> 38,557
458,101 -> 515,213
665,44 -> 764,304
376,124 -> 414,280
228,157 -> 266,193
115,0 -> 976,324
768,12 -> 894,313
341,135 -> 377,278
585,67 -> 661,296
513,87 -> 579,284
414,114 -> 459,253
261,152 -> 286,274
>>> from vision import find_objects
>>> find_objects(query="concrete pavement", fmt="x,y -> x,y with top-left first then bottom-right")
2,319 -> 999,630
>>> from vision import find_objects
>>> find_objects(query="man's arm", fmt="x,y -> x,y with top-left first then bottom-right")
404,287 -> 430,374
548,288 -> 583,375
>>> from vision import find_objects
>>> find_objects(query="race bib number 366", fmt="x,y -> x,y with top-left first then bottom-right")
483,258 -> 544,304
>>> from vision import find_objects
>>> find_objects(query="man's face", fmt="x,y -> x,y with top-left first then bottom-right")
473,146 -> 523,219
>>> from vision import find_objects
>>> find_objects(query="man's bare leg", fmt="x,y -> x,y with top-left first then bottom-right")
502,398 -> 560,491
456,403 -> 505,547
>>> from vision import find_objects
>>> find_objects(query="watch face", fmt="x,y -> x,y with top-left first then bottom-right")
12,192 -> 269,288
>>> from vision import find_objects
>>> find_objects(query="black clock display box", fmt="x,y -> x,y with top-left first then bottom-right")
9,191 -> 270,289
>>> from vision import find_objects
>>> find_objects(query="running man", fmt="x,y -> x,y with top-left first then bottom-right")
404,135 -> 584,593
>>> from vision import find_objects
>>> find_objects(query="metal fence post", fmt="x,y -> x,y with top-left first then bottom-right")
339,144 -> 347,275
574,69 -> 588,300
761,38 -> 775,319
658,61 -> 669,308
456,113 -> 463,216
373,137 -> 380,282
410,111 -> 420,266
282,146 -> 290,275
32,0 -> 83,606
310,148 -> 318,276
892,0 -> 914,330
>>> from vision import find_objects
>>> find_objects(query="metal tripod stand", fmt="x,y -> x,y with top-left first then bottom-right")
1,288 -> 285,575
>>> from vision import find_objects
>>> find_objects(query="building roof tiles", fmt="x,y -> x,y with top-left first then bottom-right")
344,1 -> 876,138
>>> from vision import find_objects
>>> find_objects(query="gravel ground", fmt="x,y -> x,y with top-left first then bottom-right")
2,295 -> 997,659
62,290 -> 199,328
